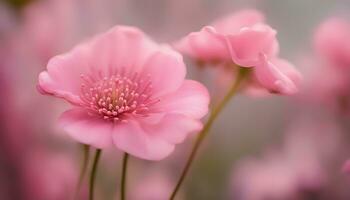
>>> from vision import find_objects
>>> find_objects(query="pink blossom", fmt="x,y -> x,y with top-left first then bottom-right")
38,26 -> 209,160
314,17 -> 350,69
174,9 -> 301,95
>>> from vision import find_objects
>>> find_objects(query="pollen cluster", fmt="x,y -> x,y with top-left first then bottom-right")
80,72 -> 158,121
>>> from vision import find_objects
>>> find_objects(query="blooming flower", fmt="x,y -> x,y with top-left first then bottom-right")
174,9 -> 301,96
38,26 -> 209,160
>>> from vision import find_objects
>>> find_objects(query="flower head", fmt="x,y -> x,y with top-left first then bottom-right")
174,9 -> 301,95
38,26 -> 209,160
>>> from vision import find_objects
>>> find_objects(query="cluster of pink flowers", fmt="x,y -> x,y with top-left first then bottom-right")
175,10 -> 301,96
38,9 -> 300,161
34,10 -> 291,173
229,15 -> 350,200
34,5 -> 305,199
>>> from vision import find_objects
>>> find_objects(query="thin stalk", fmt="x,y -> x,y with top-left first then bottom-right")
89,149 -> 102,200
169,67 -> 250,200
74,144 -> 90,200
120,153 -> 130,200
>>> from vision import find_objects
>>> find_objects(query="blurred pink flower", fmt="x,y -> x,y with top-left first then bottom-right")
299,17 -> 350,114
231,119 -> 342,200
38,26 -> 209,160
314,17 -> 350,69
174,9 -> 301,95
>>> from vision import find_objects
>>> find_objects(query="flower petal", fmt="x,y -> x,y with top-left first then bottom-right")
174,26 -> 230,61
141,46 -> 187,97
59,108 -> 113,149
38,26 -> 158,105
272,58 -> 302,87
152,80 -> 210,118
143,113 -> 203,144
112,119 -> 175,160
225,24 -> 279,67
88,26 -> 158,74
254,55 -> 299,95
112,113 -> 202,160
38,44 -> 91,105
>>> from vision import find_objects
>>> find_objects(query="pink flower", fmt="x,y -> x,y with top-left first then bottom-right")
38,26 -> 209,160
174,9 -> 301,95
314,17 -> 350,69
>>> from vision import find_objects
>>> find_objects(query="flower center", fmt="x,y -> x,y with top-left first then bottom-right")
79,72 -> 158,121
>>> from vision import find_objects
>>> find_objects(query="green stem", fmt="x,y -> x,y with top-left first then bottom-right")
169,67 -> 250,200
74,144 -> 90,200
120,153 -> 130,200
89,149 -> 102,200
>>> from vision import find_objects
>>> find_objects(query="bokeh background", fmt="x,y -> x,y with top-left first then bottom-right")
1,0 -> 350,199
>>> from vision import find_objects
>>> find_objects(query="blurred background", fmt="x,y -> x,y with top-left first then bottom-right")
1,0 -> 350,199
